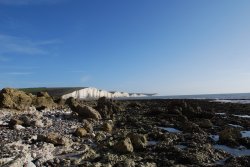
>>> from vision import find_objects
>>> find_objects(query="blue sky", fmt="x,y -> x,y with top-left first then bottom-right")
0,0 -> 250,95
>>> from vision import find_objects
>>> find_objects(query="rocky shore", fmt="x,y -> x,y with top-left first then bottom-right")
0,88 -> 250,167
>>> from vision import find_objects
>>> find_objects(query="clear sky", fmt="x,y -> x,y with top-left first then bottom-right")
0,0 -> 250,95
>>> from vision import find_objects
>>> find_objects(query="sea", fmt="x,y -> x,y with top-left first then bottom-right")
121,93 -> 250,104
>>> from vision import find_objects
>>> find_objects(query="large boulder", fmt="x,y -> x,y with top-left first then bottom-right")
114,138 -> 134,154
128,133 -> 148,150
75,127 -> 88,137
74,105 -> 102,120
96,97 -> 122,119
66,97 -> 101,120
0,88 -> 33,110
32,92 -> 57,110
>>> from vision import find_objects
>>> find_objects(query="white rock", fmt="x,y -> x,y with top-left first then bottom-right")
26,161 -> 36,167
0,120 -> 8,125
14,124 -> 25,130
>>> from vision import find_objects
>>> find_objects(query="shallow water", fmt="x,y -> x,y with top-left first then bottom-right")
213,145 -> 250,157
176,145 -> 187,149
241,131 -> 250,138
215,113 -> 226,115
233,115 -> 250,118
158,127 -> 182,133
214,100 -> 250,104
228,124 -> 243,128
210,135 -> 219,142
148,140 -> 158,146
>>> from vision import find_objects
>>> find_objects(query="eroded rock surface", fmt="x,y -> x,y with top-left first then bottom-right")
1,98 -> 250,166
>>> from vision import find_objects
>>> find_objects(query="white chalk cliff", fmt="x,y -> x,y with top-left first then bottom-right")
61,87 -> 147,99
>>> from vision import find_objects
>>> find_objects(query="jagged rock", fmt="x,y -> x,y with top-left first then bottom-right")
114,138 -> 134,153
96,97 -> 121,119
128,133 -> 147,150
33,92 -> 57,110
37,132 -> 69,146
219,128 -> 242,147
0,88 -> 33,110
75,127 -> 88,137
102,122 -> 113,133
67,98 -> 101,120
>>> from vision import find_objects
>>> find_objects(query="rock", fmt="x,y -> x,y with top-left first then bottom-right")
75,127 -> 88,137
197,119 -> 213,128
114,159 -> 135,167
95,131 -> 107,141
38,132 -> 69,146
43,117 -> 53,127
33,119 -> 44,128
102,122 -> 113,133
114,138 -> 134,153
177,144 -> 226,165
96,97 -> 121,119
33,92 -> 57,110
54,97 -> 66,107
219,128 -> 242,147
19,112 -> 43,127
70,103 -> 102,120
83,121 -> 93,133
14,124 -> 25,130
0,88 -> 33,110
128,133 -> 147,150
224,156 -> 250,167
9,118 -> 24,127
66,97 -> 101,120
137,162 -> 157,167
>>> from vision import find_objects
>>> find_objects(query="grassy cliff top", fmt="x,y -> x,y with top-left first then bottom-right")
19,87 -> 87,98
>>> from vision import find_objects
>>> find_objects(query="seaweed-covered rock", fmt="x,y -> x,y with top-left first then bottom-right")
0,88 -> 33,110
197,119 -> 213,128
219,128 -> 242,147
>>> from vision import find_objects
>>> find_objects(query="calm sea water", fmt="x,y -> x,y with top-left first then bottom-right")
161,93 -> 250,100
119,93 -> 250,101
